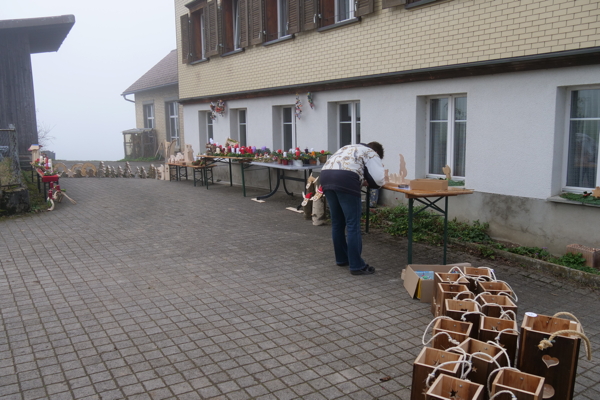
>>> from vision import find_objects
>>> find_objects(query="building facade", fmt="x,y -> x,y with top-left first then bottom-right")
122,50 -> 184,158
174,0 -> 600,254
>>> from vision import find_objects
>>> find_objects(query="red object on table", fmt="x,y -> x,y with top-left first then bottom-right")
42,175 -> 60,183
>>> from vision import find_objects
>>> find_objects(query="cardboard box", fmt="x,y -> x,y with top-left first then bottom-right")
409,179 -> 449,191
401,263 -> 471,303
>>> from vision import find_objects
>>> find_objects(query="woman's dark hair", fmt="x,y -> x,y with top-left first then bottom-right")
367,141 -> 384,159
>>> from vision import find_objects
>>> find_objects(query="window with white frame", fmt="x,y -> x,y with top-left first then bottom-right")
282,107 -> 295,150
339,102 -> 360,148
238,109 -> 247,146
143,104 -> 155,129
166,102 -> 180,148
207,114 -> 214,142
427,96 -> 467,178
565,88 -> 600,190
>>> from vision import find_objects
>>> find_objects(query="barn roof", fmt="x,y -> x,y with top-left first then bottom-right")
0,15 -> 75,54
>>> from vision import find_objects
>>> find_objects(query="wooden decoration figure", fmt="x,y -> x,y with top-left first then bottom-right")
311,186 -> 327,226
442,165 -> 451,181
592,186 -> 600,198
399,154 -> 408,185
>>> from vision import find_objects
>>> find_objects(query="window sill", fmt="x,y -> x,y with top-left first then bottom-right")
263,35 -> 294,47
221,48 -> 244,58
405,0 -> 441,9
317,17 -> 360,33
547,195 -> 600,208
190,58 -> 209,65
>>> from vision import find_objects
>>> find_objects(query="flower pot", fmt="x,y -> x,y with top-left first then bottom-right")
319,155 -> 327,163
282,160 -> 289,165
309,159 -> 317,165
277,158 -> 283,164
293,160 -> 303,167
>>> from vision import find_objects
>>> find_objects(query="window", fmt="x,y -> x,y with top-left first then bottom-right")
264,0 -> 300,42
565,88 -> 600,190
319,0 -> 373,28
223,0 -> 248,53
427,96 -> 467,178
190,8 -> 206,61
166,102 -> 180,147
339,102 -> 360,147
181,0 -> 221,61
238,109 -> 247,146
143,104 -> 154,129
207,114 -> 214,142
282,107 -> 295,150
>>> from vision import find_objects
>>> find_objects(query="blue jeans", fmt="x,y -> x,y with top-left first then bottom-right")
324,190 -> 366,271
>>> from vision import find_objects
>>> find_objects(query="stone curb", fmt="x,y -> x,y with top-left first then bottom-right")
451,241 -> 600,290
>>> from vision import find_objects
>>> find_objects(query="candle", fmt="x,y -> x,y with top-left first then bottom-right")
283,152 -> 287,158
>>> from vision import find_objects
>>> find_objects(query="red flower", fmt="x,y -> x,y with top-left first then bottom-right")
277,149 -> 282,154
320,150 -> 325,154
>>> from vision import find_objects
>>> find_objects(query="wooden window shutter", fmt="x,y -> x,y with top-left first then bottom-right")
287,0 -> 300,35
205,0 -> 220,57
239,0 -> 249,48
249,0 -> 264,45
381,0 -> 405,9
355,0 -> 374,17
301,0 -> 317,31
180,14 -> 191,63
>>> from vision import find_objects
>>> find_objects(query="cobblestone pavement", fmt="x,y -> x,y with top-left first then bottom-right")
1,175 -> 599,400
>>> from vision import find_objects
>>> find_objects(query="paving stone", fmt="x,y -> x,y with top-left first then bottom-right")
1,175 -> 599,399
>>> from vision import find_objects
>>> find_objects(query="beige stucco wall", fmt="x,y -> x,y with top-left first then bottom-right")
176,0 -> 600,99
134,85 -> 185,151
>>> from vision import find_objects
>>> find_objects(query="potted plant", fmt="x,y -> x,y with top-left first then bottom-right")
318,150 -> 331,164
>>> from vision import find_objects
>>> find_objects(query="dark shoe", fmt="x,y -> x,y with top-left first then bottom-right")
351,265 -> 375,275
337,262 -> 349,267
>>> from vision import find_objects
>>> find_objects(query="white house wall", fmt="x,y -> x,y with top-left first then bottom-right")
181,65 -> 600,253
184,65 -> 599,197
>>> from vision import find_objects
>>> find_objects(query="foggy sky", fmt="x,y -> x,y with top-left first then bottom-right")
3,1 -> 176,161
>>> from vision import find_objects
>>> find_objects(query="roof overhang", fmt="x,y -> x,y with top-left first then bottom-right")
0,15 -> 75,54
179,46 -> 600,105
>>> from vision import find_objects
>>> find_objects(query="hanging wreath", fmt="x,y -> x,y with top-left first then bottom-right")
215,100 -> 226,116
295,94 -> 303,119
209,102 -> 218,120
307,92 -> 315,109
209,100 -> 226,120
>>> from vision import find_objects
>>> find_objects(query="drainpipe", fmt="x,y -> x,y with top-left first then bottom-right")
122,94 -> 135,103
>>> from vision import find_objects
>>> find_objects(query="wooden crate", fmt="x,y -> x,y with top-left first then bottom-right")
426,374 -> 484,400
478,316 -> 518,367
517,313 -> 582,400
444,299 -> 480,338
476,280 -> 514,298
434,273 -> 470,295
477,294 -> 518,319
411,347 -> 464,400
433,283 -> 472,317
458,338 -> 509,388
410,179 -> 449,191
463,267 -> 494,291
490,369 -> 545,400
432,318 -> 472,350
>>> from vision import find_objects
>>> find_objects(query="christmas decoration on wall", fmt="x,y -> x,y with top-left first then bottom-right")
307,92 -> 315,109
295,94 -> 303,119
209,102 -> 218,120
209,100 -> 226,120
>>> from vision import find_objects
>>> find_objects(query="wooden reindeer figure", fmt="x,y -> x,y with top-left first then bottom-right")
302,175 -> 318,220
310,185 -> 327,226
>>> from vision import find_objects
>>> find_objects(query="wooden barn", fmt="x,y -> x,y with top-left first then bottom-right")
0,15 -> 75,167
